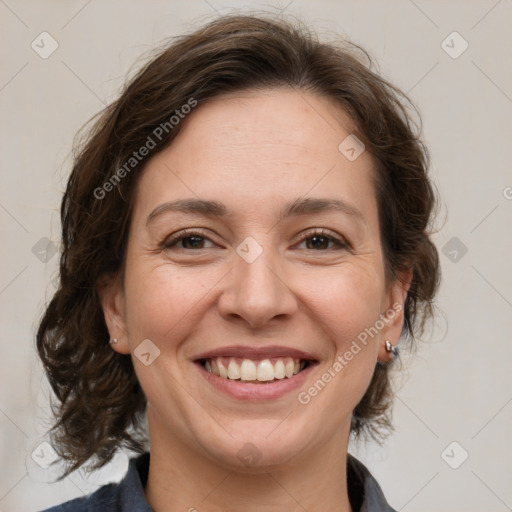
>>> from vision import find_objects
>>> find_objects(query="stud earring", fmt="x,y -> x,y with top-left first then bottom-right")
385,340 -> 398,358
110,338 -> 118,345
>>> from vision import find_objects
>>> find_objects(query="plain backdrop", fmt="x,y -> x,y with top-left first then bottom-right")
1,1 -> 511,511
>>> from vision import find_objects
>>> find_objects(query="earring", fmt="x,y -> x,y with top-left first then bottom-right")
385,340 -> 398,358
110,338 -> 118,345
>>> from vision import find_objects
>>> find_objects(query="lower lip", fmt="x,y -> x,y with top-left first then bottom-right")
196,362 -> 316,401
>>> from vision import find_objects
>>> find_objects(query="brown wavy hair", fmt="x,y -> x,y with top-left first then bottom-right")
36,13 -> 440,477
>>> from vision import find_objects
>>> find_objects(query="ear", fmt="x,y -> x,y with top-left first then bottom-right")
97,272 -> 130,355
377,267 -> 413,364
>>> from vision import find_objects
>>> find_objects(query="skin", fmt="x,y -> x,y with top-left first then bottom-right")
99,87 -> 410,512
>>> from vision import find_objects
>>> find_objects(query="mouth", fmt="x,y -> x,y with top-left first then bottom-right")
193,345 -> 318,400
198,356 -> 311,383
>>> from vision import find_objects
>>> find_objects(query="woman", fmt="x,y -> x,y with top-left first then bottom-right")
37,13 -> 440,511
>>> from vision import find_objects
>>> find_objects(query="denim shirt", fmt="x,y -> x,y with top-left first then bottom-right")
41,452 -> 396,511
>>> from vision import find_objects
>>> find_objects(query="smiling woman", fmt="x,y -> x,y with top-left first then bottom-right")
36,13 -> 440,512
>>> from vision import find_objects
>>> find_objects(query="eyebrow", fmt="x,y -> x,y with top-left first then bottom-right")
146,197 -> 365,226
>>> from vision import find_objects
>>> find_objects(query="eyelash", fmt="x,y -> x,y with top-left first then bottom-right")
161,228 -> 350,252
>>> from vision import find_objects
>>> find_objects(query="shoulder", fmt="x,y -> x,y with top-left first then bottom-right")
39,482 -> 123,511
39,452 -> 152,512
347,454 -> 397,512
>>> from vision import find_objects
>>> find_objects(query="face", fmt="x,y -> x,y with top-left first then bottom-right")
101,88 -> 407,471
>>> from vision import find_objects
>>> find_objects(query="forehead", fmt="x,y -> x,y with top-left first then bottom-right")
133,88 -> 378,227
171,87 -> 362,168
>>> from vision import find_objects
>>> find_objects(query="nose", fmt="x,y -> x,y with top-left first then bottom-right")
217,244 -> 298,329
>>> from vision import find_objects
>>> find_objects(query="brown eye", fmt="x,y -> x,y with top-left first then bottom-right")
162,230 -> 215,250
297,229 -> 349,251
305,235 -> 332,250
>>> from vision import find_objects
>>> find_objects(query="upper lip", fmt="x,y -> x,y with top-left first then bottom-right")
194,345 -> 317,361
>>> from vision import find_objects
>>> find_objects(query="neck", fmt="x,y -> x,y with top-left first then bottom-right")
144,408 -> 353,512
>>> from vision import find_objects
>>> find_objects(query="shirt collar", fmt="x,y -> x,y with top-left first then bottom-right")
114,451 -> 395,512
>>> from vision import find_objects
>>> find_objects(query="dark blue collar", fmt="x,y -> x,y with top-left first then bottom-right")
41,451 -> 396,511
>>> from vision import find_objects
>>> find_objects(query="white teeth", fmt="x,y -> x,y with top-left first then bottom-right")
203,356 -> 306,381
274,359 -> 286,379
240,359 -> 257,381
218,359 -> 228,378
285,358 -> 295,378
257,360 -> 274,381
210,359 -> 220,376
227,359 -> 240,379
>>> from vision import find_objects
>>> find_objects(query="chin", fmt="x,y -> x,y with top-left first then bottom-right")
191,418 -> 316,472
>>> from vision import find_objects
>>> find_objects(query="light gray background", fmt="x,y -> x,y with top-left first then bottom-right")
1,1 -> 511,511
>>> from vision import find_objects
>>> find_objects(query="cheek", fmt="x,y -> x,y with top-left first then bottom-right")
123,262 -> 212,344
296,262 -> 384,340
295,264 -> 382,395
